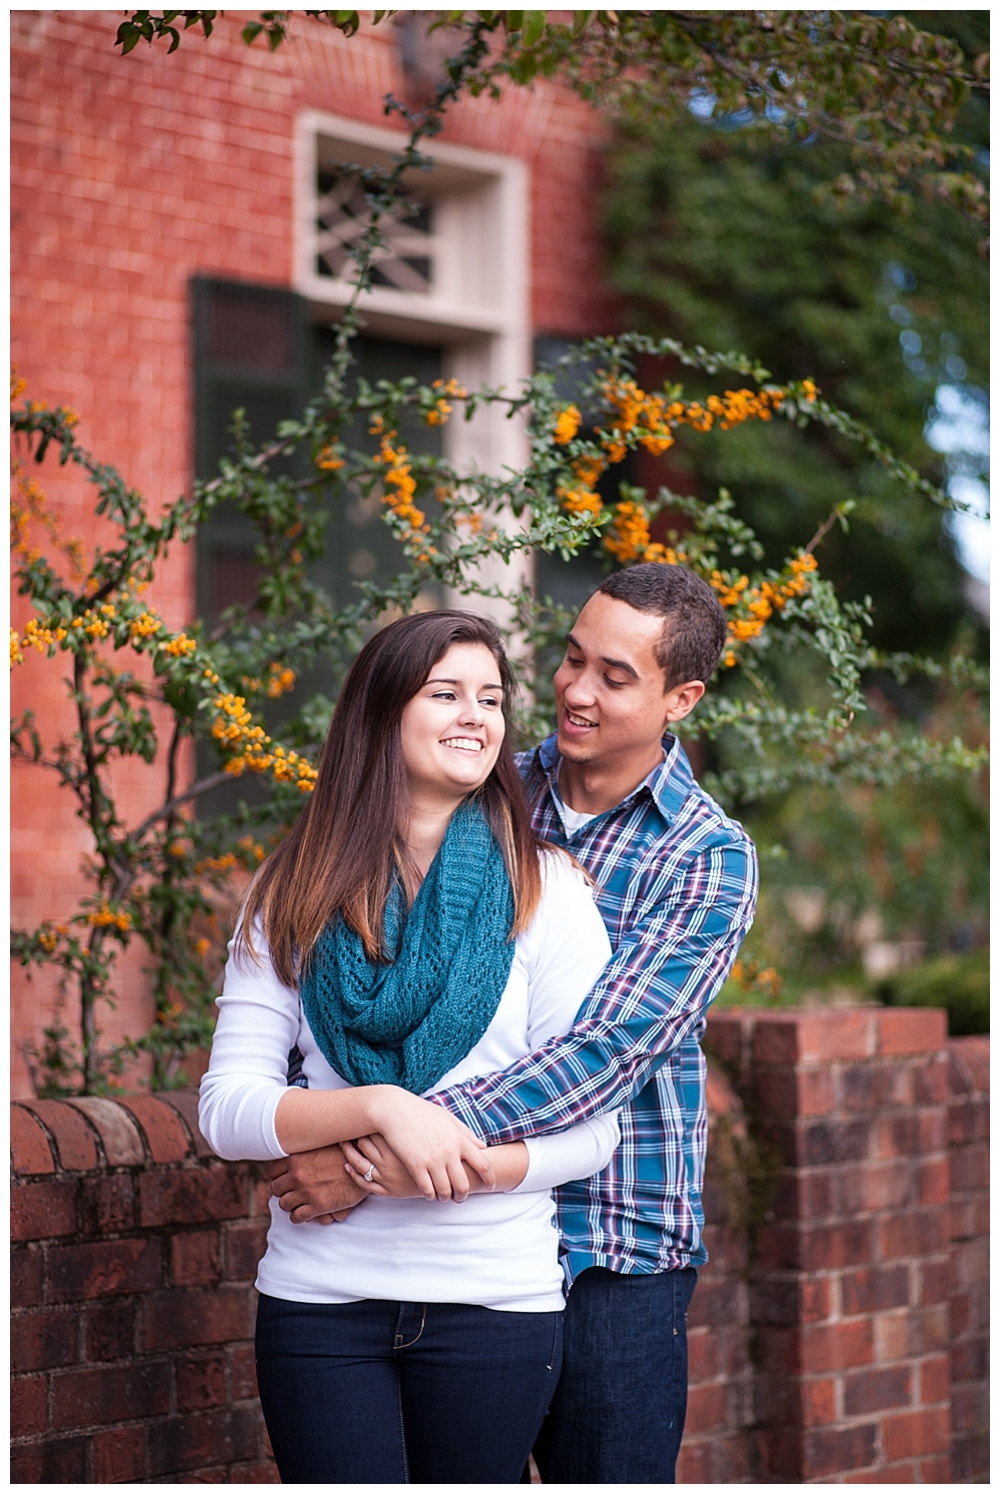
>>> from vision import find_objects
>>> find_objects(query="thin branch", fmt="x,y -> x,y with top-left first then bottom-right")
73,650 -> 117,855
11,746 -> 66,774
164,720 -> 183,810
129,771 -> 233,842
804,508 -> 843,555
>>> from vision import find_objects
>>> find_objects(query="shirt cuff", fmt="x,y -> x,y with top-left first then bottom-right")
428,1085 -> 489,1140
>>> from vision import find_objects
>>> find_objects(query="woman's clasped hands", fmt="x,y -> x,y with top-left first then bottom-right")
342,1132 -> 433,1200
358,1086 -> 496,1202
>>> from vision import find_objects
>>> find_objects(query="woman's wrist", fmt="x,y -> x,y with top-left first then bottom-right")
364,1084 -> 409,1136
466,1141 -> 528,1194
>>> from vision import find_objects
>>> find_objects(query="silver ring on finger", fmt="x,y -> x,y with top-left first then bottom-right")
363,1163 -> 376,1183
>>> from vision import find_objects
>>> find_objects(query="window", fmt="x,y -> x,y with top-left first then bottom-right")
316,174 -> 435,294
295,111 -> 528,341
194,112 -> 532,690
293,114 -> 532,628
193,277 -> 444,623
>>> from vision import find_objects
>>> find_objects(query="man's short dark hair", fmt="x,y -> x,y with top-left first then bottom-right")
595,563 -> 728,690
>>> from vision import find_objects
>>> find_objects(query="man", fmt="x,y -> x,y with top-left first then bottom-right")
269,563 -> 758,1482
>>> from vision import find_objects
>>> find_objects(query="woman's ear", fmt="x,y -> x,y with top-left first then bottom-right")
663,679 -> 706,725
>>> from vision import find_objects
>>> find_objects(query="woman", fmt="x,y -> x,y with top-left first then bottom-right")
199,611 -> 617,1484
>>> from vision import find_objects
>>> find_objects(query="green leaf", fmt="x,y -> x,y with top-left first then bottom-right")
116,22 -> 140,54
331,10 -> 361,36
523,10 -> 546,46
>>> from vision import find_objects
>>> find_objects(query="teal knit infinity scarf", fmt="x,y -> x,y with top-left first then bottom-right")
299,798 -> 516,1095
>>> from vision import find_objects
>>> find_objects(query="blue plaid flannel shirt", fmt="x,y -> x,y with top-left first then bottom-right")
435,732 -> 758,1283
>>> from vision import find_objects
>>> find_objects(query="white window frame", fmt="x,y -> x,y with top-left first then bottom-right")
293,109 -> 533,619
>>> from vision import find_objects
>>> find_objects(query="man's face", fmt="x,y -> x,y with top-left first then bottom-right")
553,592 -> 696,770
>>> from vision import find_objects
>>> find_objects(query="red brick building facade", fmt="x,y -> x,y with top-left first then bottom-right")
11,10 -> 617,1095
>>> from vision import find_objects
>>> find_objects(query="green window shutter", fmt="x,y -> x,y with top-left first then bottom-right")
192,280 -> 444,620
310,328 -> 443,609
192,276 -> 308,625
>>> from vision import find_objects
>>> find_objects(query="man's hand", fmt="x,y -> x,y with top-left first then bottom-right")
268,1143 -> 366,1224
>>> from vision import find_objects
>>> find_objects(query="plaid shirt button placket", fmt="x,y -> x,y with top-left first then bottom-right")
435,733 -> 759,1284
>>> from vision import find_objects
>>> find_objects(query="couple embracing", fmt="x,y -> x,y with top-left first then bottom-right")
199,562 -> 758,1484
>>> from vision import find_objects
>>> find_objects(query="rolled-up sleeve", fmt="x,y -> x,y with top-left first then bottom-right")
434,836 -> 757,1144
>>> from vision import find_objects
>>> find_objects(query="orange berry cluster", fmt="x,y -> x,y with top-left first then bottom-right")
210,693 -> 318,793
11,454 -> 88,579
423,376 -> 466,428
20,618 -> 69,654
130,612 -> 162,641
601,376 -> 787,455
552,405 -> 582,445
240,663 -> 297,699
317,444 -> 345,471
69,605 -> 114,640
374,433 -> 437,564
600,378 -> 681,460
88,901 -> 132,932
196,852 -> 238,874
238,834 -> 267,863
602,501 -> 689,568
266,663 -> 296,698
711,552 -> 819,665
553,377 -> 807,542
557,485 -> 603,519
731,958 -> 783,998
162,632 -> 197,658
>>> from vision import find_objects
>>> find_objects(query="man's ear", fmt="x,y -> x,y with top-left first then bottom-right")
663,679 -> 706,725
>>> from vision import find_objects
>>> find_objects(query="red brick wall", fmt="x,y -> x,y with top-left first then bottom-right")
12,1015 -> 985,1483
11,10 -> 618,1096
947,1037 -> 989,1483
678,1062 -> 753,1483
11,1093 -> 274,1482
702,1010 -> 986,1485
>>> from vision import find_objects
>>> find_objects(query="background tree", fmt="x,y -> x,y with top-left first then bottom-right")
603,9 -> 988,659
598,10 -> 988,1013
113,9 -> 990,229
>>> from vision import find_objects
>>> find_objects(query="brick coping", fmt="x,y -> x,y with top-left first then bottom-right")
12,1010 -> 978,1181
12,1093 -> 209,1179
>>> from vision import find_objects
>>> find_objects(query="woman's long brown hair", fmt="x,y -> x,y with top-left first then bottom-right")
238,610 -> 542,985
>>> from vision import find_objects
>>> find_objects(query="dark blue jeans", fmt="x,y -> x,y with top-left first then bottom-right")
255,1293 -> 563,1484
532,1265 -> 698,1484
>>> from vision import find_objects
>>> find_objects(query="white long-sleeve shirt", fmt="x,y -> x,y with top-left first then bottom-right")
199,851 -> 618,1312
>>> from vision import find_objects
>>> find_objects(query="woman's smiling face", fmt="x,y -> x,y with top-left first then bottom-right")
399,642 -> 506,805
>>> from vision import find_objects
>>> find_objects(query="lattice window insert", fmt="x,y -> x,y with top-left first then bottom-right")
316,173 -> 435,294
